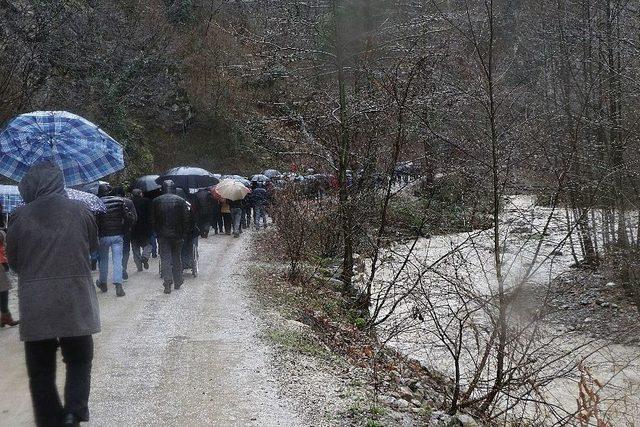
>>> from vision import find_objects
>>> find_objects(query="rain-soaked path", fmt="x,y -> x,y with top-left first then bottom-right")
0,233 -> 301,426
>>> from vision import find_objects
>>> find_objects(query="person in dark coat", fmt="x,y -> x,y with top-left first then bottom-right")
130,189 -> 153,271
7,162 -> 100,426
152,180 -> 190,294
0,229 -> 18,328
96,184 -> 136,297
211,198 -> 223,234
112,186 -> 136,281
194,188 -> 214,238
250,183 -> 270,229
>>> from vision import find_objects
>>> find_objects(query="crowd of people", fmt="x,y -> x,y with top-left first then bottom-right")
0,162 -> 273,426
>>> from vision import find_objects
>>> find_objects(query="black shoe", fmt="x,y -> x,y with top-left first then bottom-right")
123,271 -> 129,281
137,266 -> 143,272
174,282 -> 183,290
62,413 -> 80,426
91,259 -> 97,271
163,283 -> 172,294
142,258 -> 149,270
96,280 -> 108,293
152,253 -> 158,259
115,283 -> 125,297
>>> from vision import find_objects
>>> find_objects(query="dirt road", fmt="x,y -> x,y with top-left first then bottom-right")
0,234 -> 302,426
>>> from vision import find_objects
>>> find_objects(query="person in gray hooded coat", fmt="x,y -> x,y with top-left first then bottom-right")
7,162 -> 100,427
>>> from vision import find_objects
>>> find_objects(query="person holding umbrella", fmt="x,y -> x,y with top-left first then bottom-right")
213,179 -> 250,238
7,162 -> 100,426
152,180 -> 190,294
130,189 -> 153,271
96,184 -> 136,297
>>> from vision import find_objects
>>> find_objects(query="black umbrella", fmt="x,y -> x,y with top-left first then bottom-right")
156,167 -> 219,189
132,175 -> 161,192
263,169 -> 282,179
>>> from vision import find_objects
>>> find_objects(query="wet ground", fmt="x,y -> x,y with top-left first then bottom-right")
0,234 -> 302,426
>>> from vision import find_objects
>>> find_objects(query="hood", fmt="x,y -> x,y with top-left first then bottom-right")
18,161 -> 66,203
162,180 -> 176,194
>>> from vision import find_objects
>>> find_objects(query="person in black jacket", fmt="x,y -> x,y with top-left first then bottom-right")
96,184 -> 136,297
112,186 -> 136,280
130,189 -> 153,271
251,182 -> 270,229
152,180 -> 190,294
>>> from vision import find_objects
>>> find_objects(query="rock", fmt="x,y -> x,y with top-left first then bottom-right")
583,317 -> 592,323
595,298 -> 605,305
398,385 -> 414,400
394,398 -> 410,409
580,299 -> 590,306
409,380 -> 423,392
456,413 -> 479,426
611,303 -> 619,309
429,411 -> 461,426
410,398 -> 422,407
605,281 -> 617,288
389,391 -> 401,399
327,278 -> 344,288
561,304 -> 571,310
378,395 -> 395,406
284,319 -> 310,331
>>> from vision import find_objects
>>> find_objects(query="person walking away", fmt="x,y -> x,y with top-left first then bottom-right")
241,195 -> 252,230
251,183 -> 270,229
96,184 -> 136,297
221,199 -> 232,235
211,198 -> 223,234
7,162 -> 100,426
230,199 -> 243,237
112,187 -> 136,280
0,229 -> 18,328
194,188 -> 214,238
152,180 -> 190,294
130,189 -> 153,271
180,193 -> 197,272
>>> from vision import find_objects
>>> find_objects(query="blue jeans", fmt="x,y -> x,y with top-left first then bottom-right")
231,208 -> 243,235
98,235 -> 124,285
254,206 -> 268,229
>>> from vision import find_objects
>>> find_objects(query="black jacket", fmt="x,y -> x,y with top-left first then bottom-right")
97,196 -> 136,237
7,162 -> 100,341
250,187 -> 269,207
131,195 -> 153,239
152,193 -> 190,239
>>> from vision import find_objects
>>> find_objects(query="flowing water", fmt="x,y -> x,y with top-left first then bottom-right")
369,195 -> 640,425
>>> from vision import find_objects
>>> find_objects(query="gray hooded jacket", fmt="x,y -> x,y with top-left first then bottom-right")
7,162 -> 100,341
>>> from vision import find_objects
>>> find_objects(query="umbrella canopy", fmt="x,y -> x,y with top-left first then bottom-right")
0,184 -> 23,214
0,185 -> 106,213
132,175 -> 161,192
156,167 -> 219,189
66,188 -> 107,213
263,169 -> 282,179
0,111 -> 124,186
213,179 -> 251,201
251,174 -> 269,183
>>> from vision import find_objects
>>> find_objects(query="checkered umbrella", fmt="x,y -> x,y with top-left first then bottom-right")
0,111 -> 124,186
0,185 -> 106,214
0,184 -> 23,214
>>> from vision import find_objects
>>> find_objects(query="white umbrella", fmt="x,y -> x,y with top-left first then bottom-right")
214,179 -> 251,201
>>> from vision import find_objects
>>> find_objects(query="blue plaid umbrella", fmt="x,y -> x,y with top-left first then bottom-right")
0,185 -> 106,213
0,111 -> 124,186
0,184 -> 23,213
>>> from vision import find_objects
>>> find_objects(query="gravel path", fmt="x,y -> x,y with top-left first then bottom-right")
0,233 -> 302,426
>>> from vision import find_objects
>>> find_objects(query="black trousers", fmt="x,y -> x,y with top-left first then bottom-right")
0,290 -> 8,313
25,335 -> 94,426
159,237 -> 183,286
212,212 -> 223,233
222,213 -> 232,234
